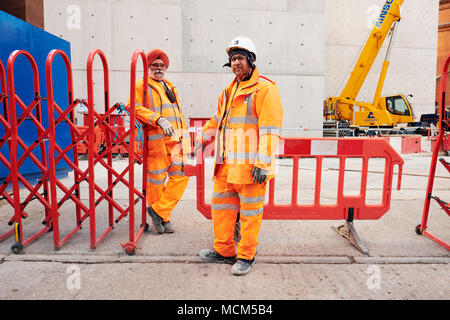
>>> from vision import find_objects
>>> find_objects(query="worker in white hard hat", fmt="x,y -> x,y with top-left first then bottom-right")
197,36 -> 284,275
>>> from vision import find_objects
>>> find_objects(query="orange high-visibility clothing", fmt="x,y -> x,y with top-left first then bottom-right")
133,77 -> 191,157
146,142 -> 189,222
130,77 -> 190,220
212,164 -> 266,260
199,67 -> 283,184
198,67 -> 283,260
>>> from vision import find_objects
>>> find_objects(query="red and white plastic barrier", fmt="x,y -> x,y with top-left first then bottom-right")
185,137 -> 404,254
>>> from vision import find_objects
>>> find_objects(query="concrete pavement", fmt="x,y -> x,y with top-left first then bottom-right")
0,153 -> 448,300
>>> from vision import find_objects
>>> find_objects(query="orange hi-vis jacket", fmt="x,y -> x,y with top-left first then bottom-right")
133,77 -> 191,157
200,67 -> 283,184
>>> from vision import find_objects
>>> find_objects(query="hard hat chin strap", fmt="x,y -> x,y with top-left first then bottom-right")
223,49 -> 256,68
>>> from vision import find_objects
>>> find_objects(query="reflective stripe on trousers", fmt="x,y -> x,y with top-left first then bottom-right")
146,142 -> 189,222
211,164 -> 267,260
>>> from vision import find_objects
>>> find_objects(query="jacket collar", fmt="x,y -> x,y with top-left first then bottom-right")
148,77 -> 174,90
227,67 -> 260,96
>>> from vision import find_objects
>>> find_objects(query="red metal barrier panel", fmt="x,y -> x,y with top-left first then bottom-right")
77,113 -> 127,158
119,49 -> 149,255
7,50 -> 52,253
43,48 -> 148,254
46,49 -> 87,250
0,48 -> 155,255
0,59 -> 15,243
416,52 -> 450,250
84,49 -> 148,254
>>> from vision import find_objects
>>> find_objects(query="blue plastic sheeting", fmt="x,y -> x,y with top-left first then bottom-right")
0,10 -> 73,189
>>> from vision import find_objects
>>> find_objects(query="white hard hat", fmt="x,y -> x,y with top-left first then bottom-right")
226,36 -> 257,61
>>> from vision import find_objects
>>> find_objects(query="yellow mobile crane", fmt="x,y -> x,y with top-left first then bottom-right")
323,0 -> 414,134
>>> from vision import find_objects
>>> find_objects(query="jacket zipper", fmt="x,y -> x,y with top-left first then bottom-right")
220,81 -> 240,161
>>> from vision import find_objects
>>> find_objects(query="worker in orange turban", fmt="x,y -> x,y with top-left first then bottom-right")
129,48 -> 190,234
146,49 -> 169,69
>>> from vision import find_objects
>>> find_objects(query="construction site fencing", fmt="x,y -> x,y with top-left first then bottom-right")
185,136 -> 404,255
6,50 -> 52,253
0,59 -> 15,243
0,48 -> 148,255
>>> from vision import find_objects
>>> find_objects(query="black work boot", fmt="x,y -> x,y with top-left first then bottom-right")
199,249 -> 236,264
147,206 -> 164,234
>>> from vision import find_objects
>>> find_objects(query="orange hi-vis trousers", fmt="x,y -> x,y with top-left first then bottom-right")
211,164 -> 267,260
147,142 -> 189,222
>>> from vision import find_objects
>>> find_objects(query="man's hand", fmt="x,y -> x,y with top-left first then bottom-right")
157,117 -> 175,137
252,166 -> 268,184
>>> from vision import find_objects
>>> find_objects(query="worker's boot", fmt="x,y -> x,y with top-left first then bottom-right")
162,221 -> 174,234
199,249 -> 236,264
147,206 -> 164,234
231,258 -> 255,276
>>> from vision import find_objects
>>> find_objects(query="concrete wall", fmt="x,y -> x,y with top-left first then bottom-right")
43,0 -> 438,134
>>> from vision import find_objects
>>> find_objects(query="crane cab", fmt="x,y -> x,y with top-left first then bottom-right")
381,94 -> 415,125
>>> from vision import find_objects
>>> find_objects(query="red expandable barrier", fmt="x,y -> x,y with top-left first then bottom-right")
79,113 -> 126,157
416,52 -> 450,250
85,49 -> 148,254
7,50 -> 53,253
107,114 -> 127,156
0,59 -> 15,243
46,49 -> 87,250
75,124 -> 104,158
185,137 -> 404,254
75,125 -> 88,156
119,49 -> 149,255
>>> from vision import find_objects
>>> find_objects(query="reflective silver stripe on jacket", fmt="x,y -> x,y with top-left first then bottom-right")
149,113 -> 159,124
228,116 -> 258,124
170,160 -> 183,168
148,85 -> 156,111
245,94 -> 256,124
147,167 -> 169,175
227,152 -> 257,161
168,170 -> 185,177
161,103 -> 176,109
259,126 -> 281,135
148,134 -> 164,141
257,153 -> 272,165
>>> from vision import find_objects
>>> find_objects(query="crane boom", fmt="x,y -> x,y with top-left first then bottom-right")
340,0 -> 403,100
323,0 -> 414,131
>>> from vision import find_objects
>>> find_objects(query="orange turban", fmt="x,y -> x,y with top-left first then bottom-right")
146,49 -> 169,69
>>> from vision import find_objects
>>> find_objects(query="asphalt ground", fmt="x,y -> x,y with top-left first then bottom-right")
0,153 -> 448,303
